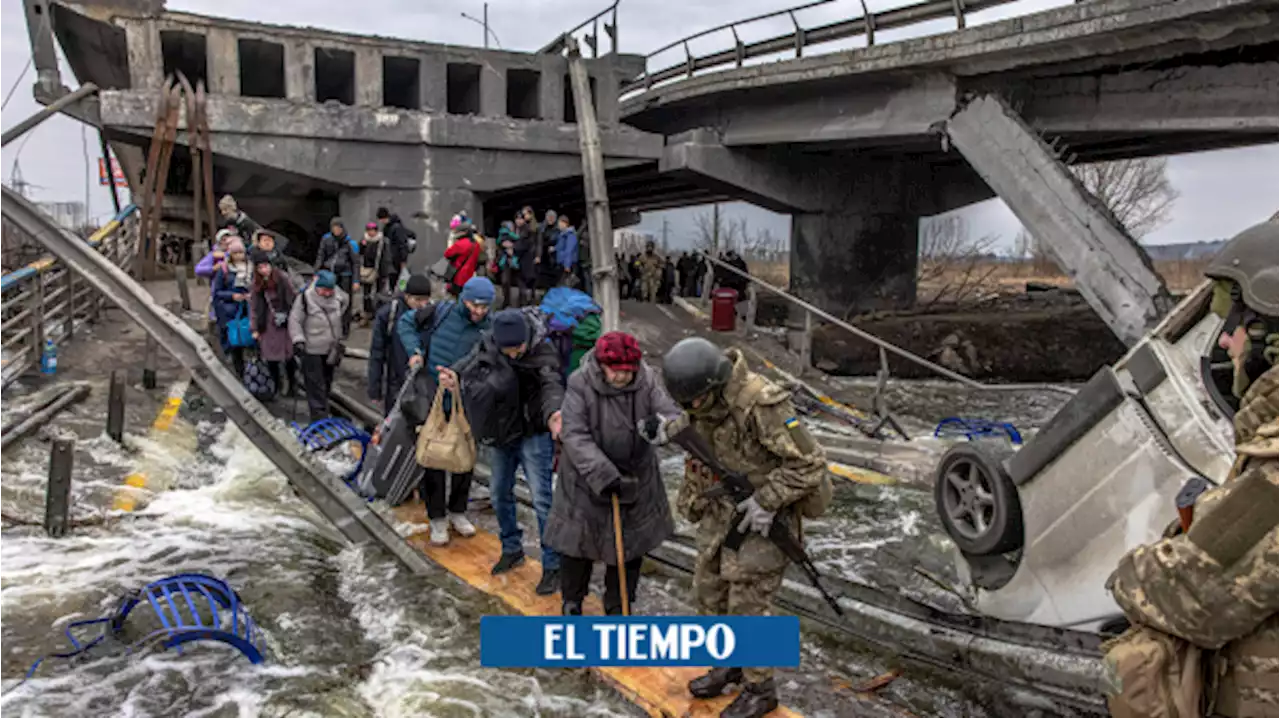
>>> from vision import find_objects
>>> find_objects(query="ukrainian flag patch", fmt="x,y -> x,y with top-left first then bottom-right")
784,417 -> 799,429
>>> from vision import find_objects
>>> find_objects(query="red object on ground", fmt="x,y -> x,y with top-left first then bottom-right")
711,288 -> 738,331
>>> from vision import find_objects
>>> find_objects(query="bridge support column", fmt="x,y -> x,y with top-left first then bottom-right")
790,158 -> 935,317
943,93 -> 1174,346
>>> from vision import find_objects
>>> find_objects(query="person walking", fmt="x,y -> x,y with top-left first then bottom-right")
288,270 -> 349,423
211,237 -> 254,378
555,214 -> 579,288
545,332 -> 680,615
248,247 -> 299,397
401,277 -> 494,544
443,218 -> 484,298
368,273 -> 432,416
445,307 -> 565,593
315,217 -> 360,334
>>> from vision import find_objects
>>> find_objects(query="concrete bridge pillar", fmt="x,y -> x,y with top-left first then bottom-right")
789,158 -> 937,317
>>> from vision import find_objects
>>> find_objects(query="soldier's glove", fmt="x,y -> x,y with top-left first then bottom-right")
735,496 -> 775,536
637,416 -> 669,446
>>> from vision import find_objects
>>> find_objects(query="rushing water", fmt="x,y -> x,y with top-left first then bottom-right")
1,369 -> 1076,717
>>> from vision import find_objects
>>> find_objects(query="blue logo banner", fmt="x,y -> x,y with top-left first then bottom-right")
479,616 -> 800,668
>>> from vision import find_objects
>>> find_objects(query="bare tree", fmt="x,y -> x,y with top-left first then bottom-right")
918,215 -> 1002,307
1074,157 -> 1179,238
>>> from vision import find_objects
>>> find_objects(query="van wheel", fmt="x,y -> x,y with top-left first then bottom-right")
934,441 -> 1023,556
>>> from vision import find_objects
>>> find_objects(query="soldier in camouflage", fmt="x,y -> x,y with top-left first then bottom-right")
638,240 -> 664,303
655,337 -> 828,718
1106,218 -> 1278,718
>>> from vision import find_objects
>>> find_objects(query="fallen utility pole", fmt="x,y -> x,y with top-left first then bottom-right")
0,83 -> 98,147
0,383 -> 92,450
565,36 -> 619,332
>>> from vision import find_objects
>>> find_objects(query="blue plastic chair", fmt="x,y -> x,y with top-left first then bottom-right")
933,417 -> 1023,445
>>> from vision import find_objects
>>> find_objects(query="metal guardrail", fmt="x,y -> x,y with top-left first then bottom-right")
621,0 -> 1021,96
1,205 -> 141,387
697,251 -> 1077,396
539,1 -> 620,56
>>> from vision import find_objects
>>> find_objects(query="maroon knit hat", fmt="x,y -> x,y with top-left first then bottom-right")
595,331 -> 641,371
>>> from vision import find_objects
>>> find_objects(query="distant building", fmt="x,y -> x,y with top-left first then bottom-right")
37,201 -> 88,231
614,229 -> 654,254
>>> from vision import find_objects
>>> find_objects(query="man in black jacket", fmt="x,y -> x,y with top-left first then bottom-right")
439,307 -> 565,593
375,207 -> 412,281
368,274 -> 432,415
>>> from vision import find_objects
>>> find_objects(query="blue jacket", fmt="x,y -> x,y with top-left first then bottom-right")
425,302 -> 490,385
397,301 -> 490,426
210,266 -> 248,328
555,227 -> 579,270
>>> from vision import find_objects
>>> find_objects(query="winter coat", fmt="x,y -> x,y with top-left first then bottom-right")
196,250 -> 224,320
210,263 -> 250,329
556,227 -> 579,270
454,307 -> 564,447
224,210 -> 260,240
515,223 -> 541,282
360,232 -> 385,270
248,267 -> 297,362
368,294 -> 412,403
539,225 -> 561,285
287,284 -> 348,356
382,215 -> 412,275
397,300 -> 490,428
315,231 -> 358,277
544,352 -> 680,563
444,235 -> 483,288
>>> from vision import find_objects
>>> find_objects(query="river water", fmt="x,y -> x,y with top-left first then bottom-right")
1,373 -> 1074,717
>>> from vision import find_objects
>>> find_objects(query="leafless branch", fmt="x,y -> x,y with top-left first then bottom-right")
1073,157 -> 1179,238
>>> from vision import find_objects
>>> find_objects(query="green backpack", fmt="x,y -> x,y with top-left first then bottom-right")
568,313 -> 602,374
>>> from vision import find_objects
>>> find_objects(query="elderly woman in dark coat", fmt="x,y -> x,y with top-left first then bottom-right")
545,331 -> 682,616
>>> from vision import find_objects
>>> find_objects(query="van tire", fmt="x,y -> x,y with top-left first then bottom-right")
934,441 -> 1023,556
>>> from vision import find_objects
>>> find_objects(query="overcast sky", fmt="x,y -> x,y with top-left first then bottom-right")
2,0 -> 1276,250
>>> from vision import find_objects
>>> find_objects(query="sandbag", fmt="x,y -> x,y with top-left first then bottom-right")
415,385 -> 477,473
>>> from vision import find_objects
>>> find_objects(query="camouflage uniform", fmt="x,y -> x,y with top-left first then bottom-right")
639,251 -> 664,303
1108,365 -> 1278,718
675,348 -> 827,686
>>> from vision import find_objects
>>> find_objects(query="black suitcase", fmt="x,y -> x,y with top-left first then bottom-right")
355,367 -> 423,505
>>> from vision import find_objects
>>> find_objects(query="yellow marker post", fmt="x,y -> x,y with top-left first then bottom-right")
111,378 -> 190,512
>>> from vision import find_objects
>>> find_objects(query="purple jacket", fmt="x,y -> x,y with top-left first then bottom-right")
195,251 -> 222,319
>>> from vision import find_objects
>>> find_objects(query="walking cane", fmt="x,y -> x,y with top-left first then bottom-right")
611,493 -> 630,617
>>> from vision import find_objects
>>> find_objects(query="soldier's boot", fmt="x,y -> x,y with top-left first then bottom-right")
688,668 -> 742,699
720,678 -> 778,718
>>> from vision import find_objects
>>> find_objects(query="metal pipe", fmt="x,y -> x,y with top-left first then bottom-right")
696,251 -> 1076,395
1,82 -> 98,147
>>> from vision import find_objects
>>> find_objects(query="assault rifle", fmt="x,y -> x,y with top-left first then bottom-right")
666,416 -> 845,617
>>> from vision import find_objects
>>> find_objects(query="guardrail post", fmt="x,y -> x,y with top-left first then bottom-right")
29,270 -> 45,367
64,267 -> 76,339
143,335 -> 159,389
45,438 -> 75,538
107,369 -> 126,442
798,311 -> 813,375
174,264 -> 192,311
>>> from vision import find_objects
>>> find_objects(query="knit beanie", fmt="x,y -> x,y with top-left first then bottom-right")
595,331 -> 641,371
315,270 -> 337,289
249,247 -> 270,265
460,277 -> 495,304
491,309 -> 529,349
404,274 -> 432,297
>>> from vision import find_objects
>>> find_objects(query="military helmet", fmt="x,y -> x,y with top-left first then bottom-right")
1203,218 -> 1278,317
661,337 -> 732,405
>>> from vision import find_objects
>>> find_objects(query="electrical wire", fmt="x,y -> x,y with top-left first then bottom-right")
2,58 -> 33,112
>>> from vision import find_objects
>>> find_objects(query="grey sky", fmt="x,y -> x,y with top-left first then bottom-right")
2,0 -> 1275,249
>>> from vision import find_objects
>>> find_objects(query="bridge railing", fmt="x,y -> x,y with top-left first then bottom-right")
621,0 -> 1022,97
539,1 -> 620,56
1,205 -> 141,387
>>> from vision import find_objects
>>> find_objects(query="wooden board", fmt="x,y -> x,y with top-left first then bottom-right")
393,501 -> 802,718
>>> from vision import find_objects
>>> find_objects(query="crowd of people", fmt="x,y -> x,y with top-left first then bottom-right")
613,243 -> 753,305
198,195 -> 835,718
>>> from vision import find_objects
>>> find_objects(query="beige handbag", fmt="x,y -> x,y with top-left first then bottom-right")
414,384 -> 477,473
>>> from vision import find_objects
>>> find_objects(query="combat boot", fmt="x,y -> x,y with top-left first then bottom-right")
688,667 -> 742,699
720,678 -> 778,718
561,600 -> 582,616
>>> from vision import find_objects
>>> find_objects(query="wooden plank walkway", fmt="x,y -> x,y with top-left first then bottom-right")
393,501 -> 802,718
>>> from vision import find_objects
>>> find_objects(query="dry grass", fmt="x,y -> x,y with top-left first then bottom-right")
742,257 -> 1208,307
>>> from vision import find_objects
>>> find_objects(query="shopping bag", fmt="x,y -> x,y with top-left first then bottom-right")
414,384 -> 477,473
241,353 -> 277,401
226,304 -> 255,349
